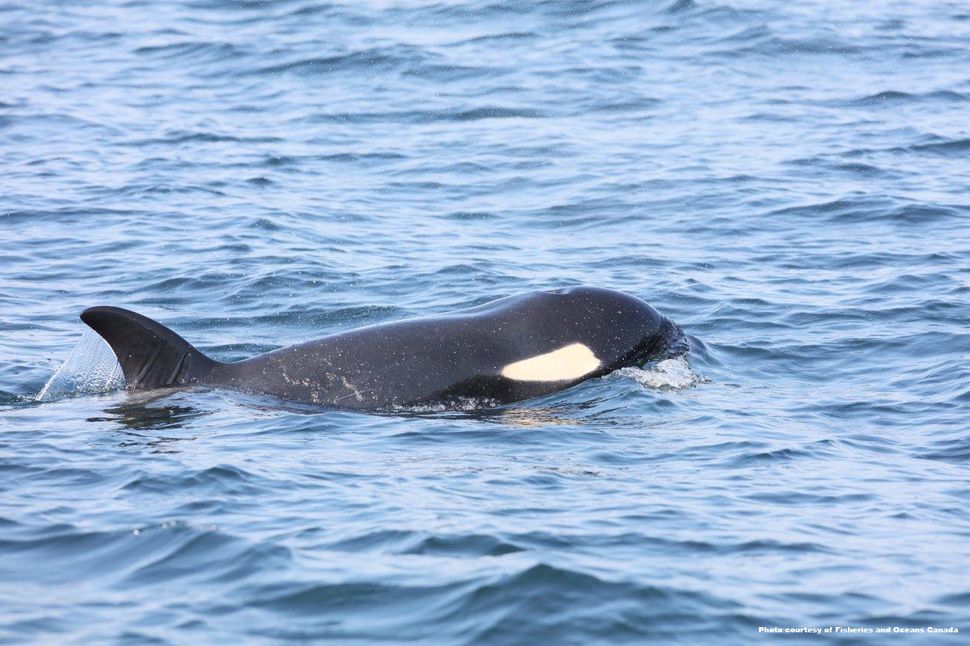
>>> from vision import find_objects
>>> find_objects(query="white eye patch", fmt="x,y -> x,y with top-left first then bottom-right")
500,343 -> 601,382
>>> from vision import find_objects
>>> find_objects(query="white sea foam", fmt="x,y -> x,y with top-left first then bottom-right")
36,329 -> 125,402
616,356 -> 705,391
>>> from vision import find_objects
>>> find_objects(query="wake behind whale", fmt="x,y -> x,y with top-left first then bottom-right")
77,287 -> 688,411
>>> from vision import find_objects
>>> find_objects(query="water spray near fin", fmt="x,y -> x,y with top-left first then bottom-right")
36,328 -> 125,402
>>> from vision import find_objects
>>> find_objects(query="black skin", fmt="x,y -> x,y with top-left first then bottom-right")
81,287 -> 681,410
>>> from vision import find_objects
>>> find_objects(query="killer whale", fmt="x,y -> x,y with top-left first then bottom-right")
80,287 -> 686,410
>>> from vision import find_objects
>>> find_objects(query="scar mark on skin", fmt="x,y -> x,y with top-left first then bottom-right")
334,376 -> 367,403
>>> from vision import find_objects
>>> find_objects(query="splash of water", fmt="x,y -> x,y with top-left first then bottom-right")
36,328 -> 126,402
616,356 -> 704,390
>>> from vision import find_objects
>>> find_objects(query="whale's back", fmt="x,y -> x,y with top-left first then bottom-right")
81,287 -> 681,410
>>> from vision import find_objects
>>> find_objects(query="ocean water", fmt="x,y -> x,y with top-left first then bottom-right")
2,0 -> 970,642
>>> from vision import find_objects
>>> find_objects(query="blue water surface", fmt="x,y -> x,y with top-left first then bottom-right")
2,0 -> 970,643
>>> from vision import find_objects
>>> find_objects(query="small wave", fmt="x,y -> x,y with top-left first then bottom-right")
451,31 -> 537,46
730,447 -> 815,466
917,437 -> 970,464
132,41 -> 245,64
453,107 -> 542,121
762,197 -> 963,225
327,529 -> 525,557
717,36 -> 863,58
122,464 -> 262,495
829,161 -> 885,175
127,131 -> 281,146
311,107 -> 545,123
443,210 -> 497,221
124,528 -> 291,586
846,90 -> 968,106
254,45 -> 429,76
908,137 -> 970,155
404,533 -> 525,557
455,563 -> 742,642
665,0 -> 696,13
936,592 -> 970,607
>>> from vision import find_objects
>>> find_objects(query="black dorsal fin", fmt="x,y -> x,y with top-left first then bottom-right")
80,306 -> 218,390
